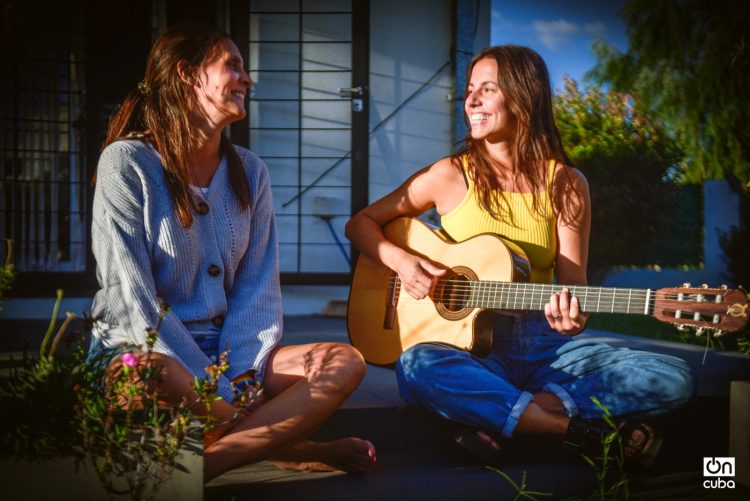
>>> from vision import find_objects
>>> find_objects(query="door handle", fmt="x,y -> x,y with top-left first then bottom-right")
338,86 -> 364,98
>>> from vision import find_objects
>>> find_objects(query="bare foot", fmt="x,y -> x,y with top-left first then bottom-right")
617,420 -> 662,467
623,427 -> 648,459
271,438 -> 377,474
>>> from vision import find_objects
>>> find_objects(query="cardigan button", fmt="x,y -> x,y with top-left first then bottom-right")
212,316 -> 225,328
208,264 -> 221,277
196,202 -> 209,215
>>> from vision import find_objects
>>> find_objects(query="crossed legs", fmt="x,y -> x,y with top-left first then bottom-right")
397,336 -> 692,463
110,342 -> 376,483
203,342 -> 376,480
515,392 -> 569,435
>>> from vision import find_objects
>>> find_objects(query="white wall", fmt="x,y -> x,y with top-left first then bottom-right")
368,0 -> 454,203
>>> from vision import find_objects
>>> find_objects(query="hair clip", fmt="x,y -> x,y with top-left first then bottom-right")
137,80 -> 152,96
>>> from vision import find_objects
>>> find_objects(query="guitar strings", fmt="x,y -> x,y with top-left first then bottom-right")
386,296 -> 719,319
384,277 -> 722,301
388,277 -> 722,299
381,277 -> 725,314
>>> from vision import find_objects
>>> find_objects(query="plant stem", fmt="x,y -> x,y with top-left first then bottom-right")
40,289 -> 64,357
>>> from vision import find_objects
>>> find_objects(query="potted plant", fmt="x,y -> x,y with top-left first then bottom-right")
0,288 -> 230,500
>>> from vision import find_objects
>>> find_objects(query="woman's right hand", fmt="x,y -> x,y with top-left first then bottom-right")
394,251 -> 446,300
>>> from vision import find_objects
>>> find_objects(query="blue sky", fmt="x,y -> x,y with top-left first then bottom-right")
491,0 -> 628,92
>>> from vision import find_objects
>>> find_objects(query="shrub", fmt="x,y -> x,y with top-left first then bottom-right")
553,78 -> 691,283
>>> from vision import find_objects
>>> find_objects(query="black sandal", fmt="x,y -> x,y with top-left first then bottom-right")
454,428 -> 505,464
563,416 -> 663,468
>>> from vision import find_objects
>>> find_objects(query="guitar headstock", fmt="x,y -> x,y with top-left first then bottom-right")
652,284 -> 749,336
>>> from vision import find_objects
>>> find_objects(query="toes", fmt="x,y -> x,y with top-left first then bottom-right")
629,429 -> 646,448
476,430 -> 501,451
363,440 -> 377,460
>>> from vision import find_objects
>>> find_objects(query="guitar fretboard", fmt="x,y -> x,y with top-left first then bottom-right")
465,281 -> 652,315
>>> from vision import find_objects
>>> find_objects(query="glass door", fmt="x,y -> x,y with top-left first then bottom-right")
245,0 -> 368,284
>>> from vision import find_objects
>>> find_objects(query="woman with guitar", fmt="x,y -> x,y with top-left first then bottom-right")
345,45 -> 694,466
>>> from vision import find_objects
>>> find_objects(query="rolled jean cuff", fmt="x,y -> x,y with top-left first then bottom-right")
501,391 -> 534,438
543,382 -> 578,417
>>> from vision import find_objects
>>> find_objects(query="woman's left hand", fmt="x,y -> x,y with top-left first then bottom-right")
544,288 -> 589,336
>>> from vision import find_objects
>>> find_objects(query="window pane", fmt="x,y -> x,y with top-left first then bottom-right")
301,70 -> 351,99
302,43 -> 351,71
301,100 -> 350,129
250,14 -> 299,42
250,100 -> 300,129
303,0 -> 352,12
302,14 -> 351,42
250,0 -> 300,13
249,42 -> 300,71
0,3 -> 87,272
250,71 -> 299,100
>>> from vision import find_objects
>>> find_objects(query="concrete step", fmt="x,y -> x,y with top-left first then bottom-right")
205,393 -> 744,500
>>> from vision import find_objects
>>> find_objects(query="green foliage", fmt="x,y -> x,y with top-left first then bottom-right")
0,263 -> 14,311
73,308 -> 200,499
0,293 -> 236,500
488,398 -> 631,500
588,0 -> 750,188
584,396 -> 630,501
0,346 -> 84,459
0,239 -> 15,311
553,78 -> 688,282
486,468 -> 552,501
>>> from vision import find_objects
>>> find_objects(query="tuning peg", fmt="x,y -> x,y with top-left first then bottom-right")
682,283 -> 692,288
676,324 -> 689,332
701,284 -> 709,289
720,285 -> 728,291
695,327 -> 706,337
712,329 -> 726,338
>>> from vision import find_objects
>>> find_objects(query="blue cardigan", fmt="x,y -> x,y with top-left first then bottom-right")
90,139 -> 282,401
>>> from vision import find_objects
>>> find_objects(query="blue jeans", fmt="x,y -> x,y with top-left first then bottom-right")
87,324 -> 221,368
396,313 -> 694,438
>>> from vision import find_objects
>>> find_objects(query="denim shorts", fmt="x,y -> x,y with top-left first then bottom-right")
87,329 -> 220,372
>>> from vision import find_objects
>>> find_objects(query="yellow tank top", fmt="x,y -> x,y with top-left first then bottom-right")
441,158 -> 557,283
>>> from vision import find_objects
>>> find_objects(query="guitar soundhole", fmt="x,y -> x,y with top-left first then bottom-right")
434,266 -> 476,321
441,274 -> 469,312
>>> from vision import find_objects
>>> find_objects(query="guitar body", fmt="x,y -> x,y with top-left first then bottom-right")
348,219 -> 749,365
347,217 -> 531,365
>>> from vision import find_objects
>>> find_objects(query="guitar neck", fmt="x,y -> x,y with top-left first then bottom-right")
467,281 -> 653,315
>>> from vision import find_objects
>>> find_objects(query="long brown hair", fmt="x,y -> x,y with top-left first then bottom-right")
100,22 -> 249,227
453,45 -> 573,223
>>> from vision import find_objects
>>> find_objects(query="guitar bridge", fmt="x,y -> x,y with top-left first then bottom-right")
384,271 -> 399,330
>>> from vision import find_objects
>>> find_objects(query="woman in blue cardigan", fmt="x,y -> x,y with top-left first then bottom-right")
90,22 -> 375,482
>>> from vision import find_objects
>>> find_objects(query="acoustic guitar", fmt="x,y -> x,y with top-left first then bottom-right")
347,217 -> 749,365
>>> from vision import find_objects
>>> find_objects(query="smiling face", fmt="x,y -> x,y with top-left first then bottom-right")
192,39 -> 253,128
464,57 -> 516,143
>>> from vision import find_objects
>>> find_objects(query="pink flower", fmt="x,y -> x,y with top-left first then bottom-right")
121,352 -> 138,368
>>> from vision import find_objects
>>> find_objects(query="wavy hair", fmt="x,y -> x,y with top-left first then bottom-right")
453,45 -> 574,223
99,21 -> 249,227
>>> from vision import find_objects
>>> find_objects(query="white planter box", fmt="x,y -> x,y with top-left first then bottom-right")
0,434 -> 203,500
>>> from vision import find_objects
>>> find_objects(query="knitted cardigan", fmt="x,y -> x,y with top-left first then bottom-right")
90,139 -> 282,401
